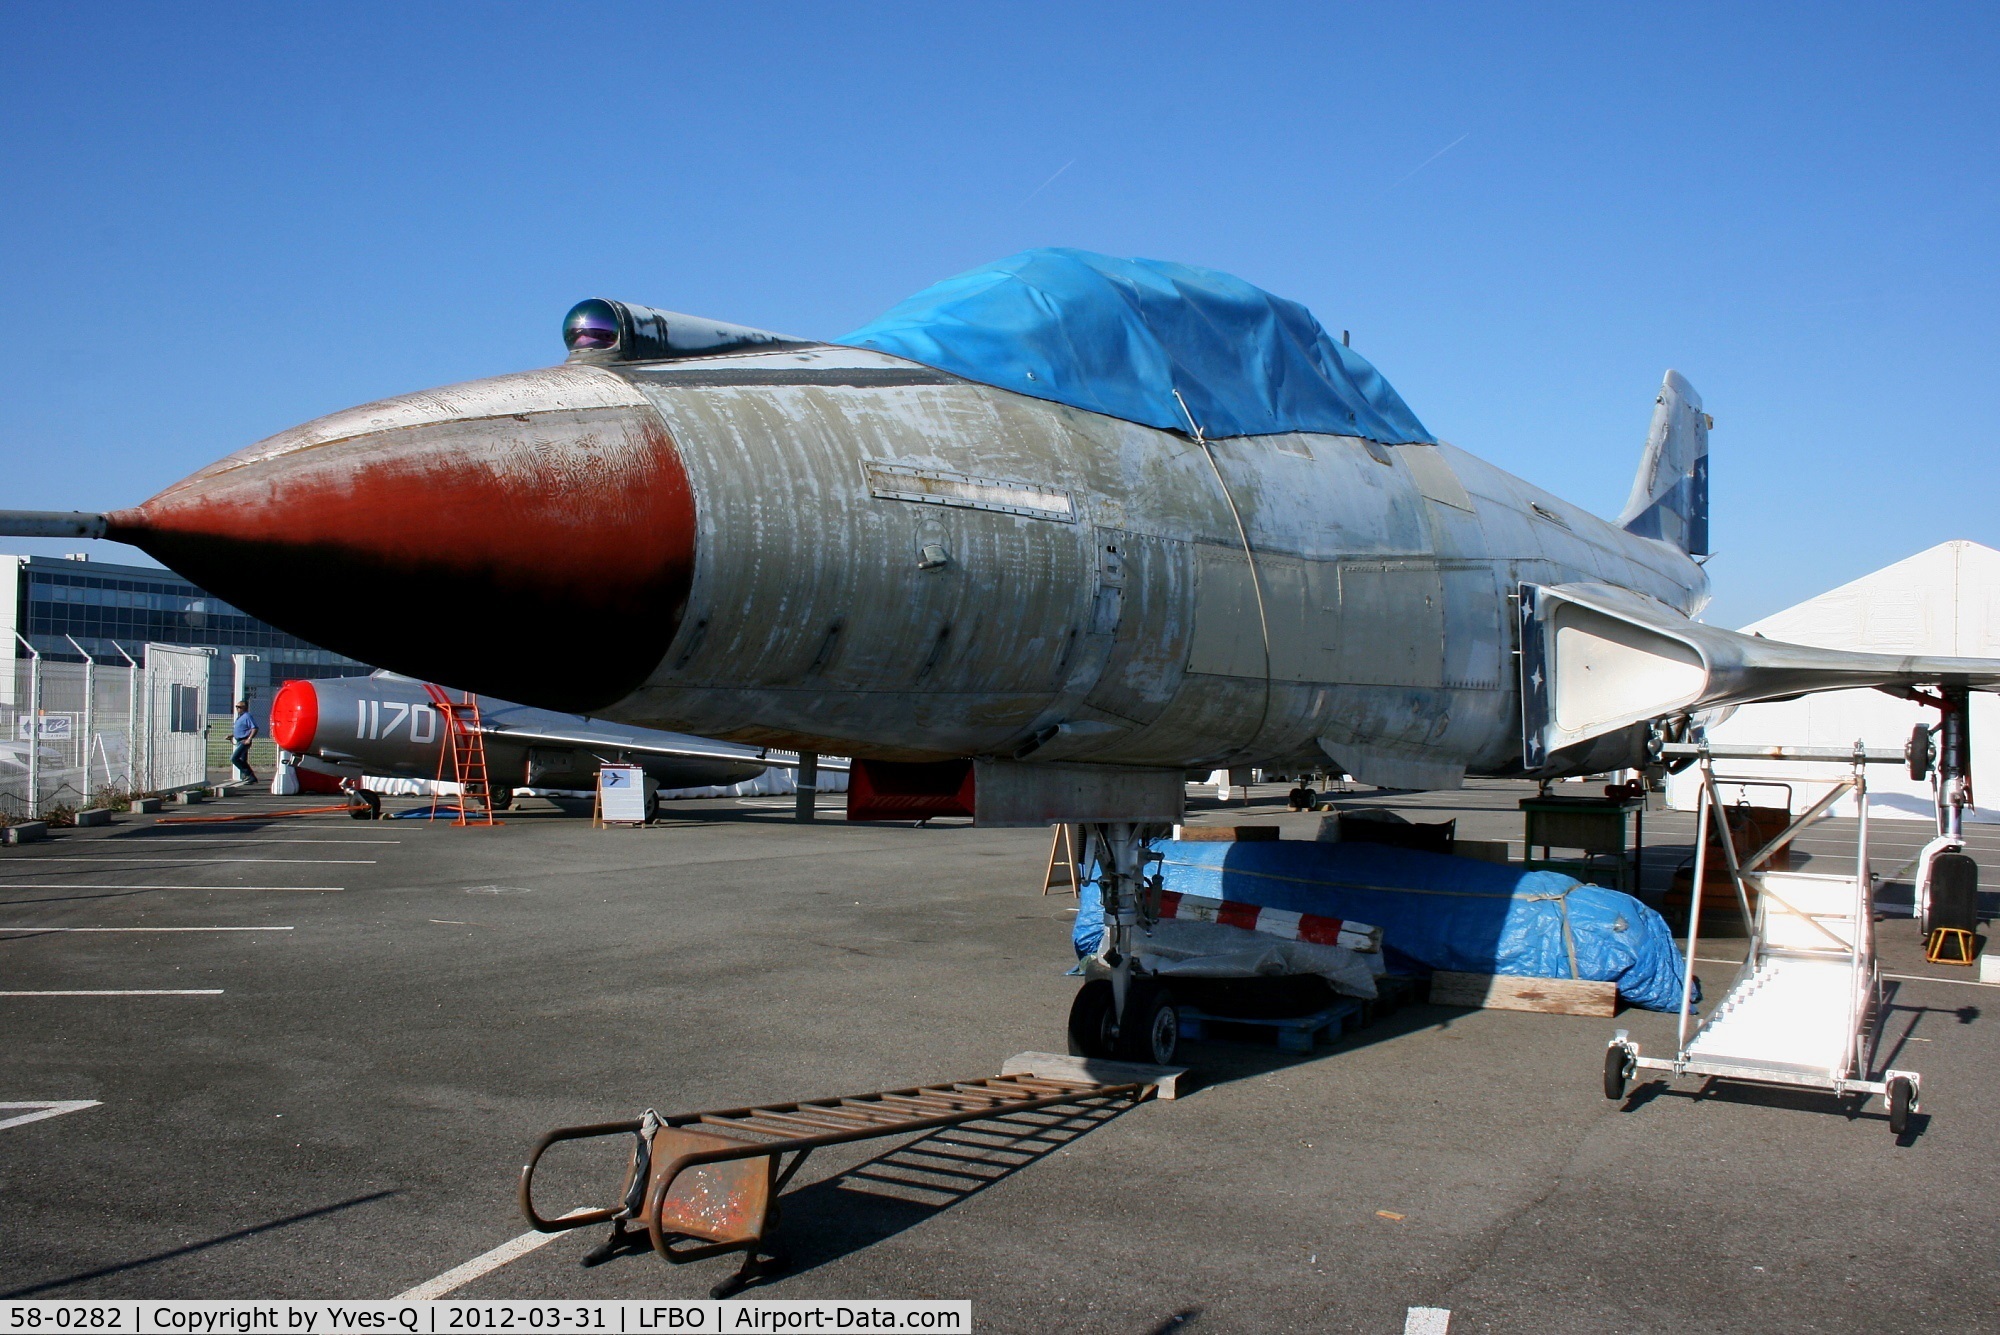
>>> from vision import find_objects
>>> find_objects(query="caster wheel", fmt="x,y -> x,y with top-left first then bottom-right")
1067,980 -> 1117,1058
1603,1044 -> 1631,1101
1887,1076 -> 1915,1135
1116,981 -> 1181,1066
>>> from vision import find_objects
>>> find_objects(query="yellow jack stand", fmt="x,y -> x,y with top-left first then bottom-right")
1924,926 -> 1979,966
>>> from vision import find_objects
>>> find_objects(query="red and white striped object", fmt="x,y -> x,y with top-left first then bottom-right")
1157,890 -> 1382,953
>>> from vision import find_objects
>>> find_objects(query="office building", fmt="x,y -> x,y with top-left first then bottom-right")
0,553 -> 372,713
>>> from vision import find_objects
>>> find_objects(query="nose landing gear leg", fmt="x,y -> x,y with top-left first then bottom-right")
1068,821 -> 1179,1065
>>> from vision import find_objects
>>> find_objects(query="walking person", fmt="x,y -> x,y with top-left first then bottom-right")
230,700 -> 259,785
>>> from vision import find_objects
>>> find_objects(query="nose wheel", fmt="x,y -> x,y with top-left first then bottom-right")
1067,979 -> 1181,1065
1067,980 -> 1116,1058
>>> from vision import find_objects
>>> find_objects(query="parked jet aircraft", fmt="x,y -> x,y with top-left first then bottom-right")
12,248 -> 1997,1059
270,671 -> 784,814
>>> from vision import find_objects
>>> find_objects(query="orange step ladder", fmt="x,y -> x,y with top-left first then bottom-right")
423,682 -> 497,826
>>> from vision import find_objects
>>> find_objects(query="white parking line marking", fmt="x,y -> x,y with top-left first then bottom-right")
1404,1308 -> 1451,1335
1792,841 -> 1937,850
0,1100 -> 101,1131
0,926 -> 295,933
0,884 -> 343,891
0,989 -> 224,996
111,838 -> 401,845
1884,972 -> 2000,989
392,1211 -> 593,1300
25,857 -> 376,864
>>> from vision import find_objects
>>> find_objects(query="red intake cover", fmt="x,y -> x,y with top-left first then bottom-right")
270,680 -> 319,753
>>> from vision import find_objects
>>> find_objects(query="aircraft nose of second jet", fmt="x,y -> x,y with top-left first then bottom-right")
105,366 -> 697,712
270,679 -> 319,753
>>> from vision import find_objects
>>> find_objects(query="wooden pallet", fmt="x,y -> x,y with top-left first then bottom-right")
1177,999 -> 1364,1053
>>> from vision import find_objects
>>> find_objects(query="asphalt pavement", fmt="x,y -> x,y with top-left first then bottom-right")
2,783 -> 1995,1333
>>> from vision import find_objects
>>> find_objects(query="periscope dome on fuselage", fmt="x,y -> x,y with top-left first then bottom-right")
838,247 -> 1437,446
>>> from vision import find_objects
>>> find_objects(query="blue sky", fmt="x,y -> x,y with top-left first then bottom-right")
2,4 -> 1994,626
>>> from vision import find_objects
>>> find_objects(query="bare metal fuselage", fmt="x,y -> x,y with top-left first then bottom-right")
547,346 -> 1702,782
100,344 -> 1707,785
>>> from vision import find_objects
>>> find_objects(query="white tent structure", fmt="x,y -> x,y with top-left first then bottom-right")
1666,540 -> 2000,823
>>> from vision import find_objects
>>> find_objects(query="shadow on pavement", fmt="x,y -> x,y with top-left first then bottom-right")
739,1097 -> 1133,1290
1617,1076 -> 1924,1140
2,1190 -> 401,1297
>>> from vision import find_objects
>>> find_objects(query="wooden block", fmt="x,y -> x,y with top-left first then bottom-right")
1002,1050 -> 1187,1100
1428,970 -> 1616,1017
1172,824 -> 1280,842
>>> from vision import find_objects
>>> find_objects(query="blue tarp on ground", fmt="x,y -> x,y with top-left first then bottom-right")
1074,839 -> 1691,1012
839,248 -> 1436,444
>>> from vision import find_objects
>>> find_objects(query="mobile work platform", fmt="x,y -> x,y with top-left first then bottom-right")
1604,742 -> 1927,1133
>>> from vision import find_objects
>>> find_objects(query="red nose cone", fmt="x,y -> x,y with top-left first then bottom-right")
270,680 -> 318,753
105,367 -> 696,713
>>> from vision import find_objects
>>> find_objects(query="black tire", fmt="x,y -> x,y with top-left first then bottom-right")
1929,853 -> 1980,934
1907,724 -> 1933,781
1066,980 -> 1117,1058
1888,1076 -> 1914,1135
1603,1045 -> 1629,1101
1116,981 -> 1181,1066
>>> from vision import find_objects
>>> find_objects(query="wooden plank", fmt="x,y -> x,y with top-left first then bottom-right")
1428,970 -> 1616,1017
1171,824 -> 1280,842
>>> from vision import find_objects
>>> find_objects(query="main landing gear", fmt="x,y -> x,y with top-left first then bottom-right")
1904,685 -> 1981,943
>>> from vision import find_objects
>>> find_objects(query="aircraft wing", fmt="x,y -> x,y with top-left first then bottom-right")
1519,581 -> 2000,766
473,715 -> 848,772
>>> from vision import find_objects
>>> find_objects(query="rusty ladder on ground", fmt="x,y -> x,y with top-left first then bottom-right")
519,1065 -> 1161,1298
422,682 -> 495,826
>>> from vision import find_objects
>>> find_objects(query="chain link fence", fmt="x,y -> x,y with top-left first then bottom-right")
1,644 -> 213,820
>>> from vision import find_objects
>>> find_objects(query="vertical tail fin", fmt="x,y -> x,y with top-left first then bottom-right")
1619,369 -> 1710,556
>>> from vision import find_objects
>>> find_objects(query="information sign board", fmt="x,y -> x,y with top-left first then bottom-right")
597,763 -> 648,824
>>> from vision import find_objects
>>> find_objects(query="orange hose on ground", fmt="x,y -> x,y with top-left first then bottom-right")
154,804 -> 359,825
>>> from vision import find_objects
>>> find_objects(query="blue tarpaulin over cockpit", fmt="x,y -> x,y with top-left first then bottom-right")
839,248 -> 1436,444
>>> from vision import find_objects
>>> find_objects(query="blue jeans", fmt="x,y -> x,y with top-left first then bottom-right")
231,742 -> 256,781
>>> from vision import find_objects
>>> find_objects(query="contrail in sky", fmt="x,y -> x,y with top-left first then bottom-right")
1021,159 -> 1076,206
1391,133 -> 1470,189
